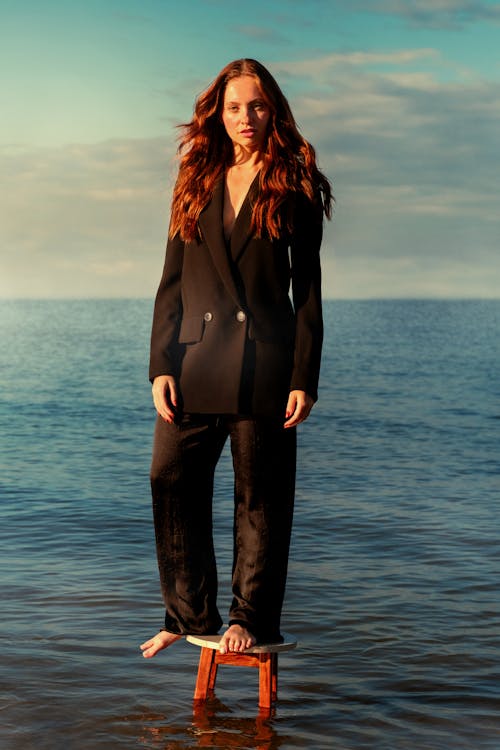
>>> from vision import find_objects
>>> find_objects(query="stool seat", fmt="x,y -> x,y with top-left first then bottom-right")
186,632 -> 297,653
186,632 -> 297,709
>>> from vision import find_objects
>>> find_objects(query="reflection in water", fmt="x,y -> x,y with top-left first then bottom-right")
138,699 -> 285,749
191,700 -> 280,749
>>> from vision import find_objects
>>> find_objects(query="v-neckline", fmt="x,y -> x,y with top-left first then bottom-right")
223,170 -> 260,243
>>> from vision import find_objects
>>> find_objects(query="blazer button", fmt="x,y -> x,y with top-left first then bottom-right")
203,312 -> 213,322
236,310 -> 246,323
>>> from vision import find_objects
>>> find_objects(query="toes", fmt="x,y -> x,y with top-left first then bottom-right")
140,631 -> 175,658
219,626 -> 256,653
219,637 -> 230,654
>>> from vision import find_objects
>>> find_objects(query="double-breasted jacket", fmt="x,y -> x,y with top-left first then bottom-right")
149,174 -> 324,417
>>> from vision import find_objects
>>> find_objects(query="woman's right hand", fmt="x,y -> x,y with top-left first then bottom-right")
152,375 -> 179,423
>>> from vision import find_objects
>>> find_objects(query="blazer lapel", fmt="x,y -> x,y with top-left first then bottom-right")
229,171 -> 259,263
198,177 -> 241,307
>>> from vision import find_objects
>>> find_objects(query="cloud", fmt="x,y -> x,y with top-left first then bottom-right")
271,49 -> 500,202
270,49 -> 500,296
0,138 -> 176,298
2,47 -> 499,299
274,48 -> 439,78
325,251 -> 500,299
231,24 -> 289,44
342,0 -> 500,28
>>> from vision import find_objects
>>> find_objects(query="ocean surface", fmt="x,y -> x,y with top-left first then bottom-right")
0,299 -> 498,750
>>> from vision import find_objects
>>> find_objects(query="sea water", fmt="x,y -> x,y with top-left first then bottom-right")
0,299 -> 498,749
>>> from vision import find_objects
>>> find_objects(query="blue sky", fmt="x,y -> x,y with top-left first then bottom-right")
1,0 -> 499,298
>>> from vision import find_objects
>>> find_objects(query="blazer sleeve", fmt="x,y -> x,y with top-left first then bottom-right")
289,194 -> 324,402
149,232 -> 184,382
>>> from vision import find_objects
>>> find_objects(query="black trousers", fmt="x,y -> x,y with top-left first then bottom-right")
150,413 -> 296,643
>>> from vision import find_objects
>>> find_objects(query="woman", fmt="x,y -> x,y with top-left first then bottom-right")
140,59 -> 332,658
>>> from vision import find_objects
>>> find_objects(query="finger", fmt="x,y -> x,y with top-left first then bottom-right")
284,400 -> 311,428
153,392 -> 175,422
284,396 -> 303,427
156,404 -> 175,423
285,392 -> 297,419
168,379 -> 178,407
153,380 -> 177,422
284,412 -> 302,428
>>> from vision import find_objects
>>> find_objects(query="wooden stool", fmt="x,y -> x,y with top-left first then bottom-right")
186,633 -> 297,709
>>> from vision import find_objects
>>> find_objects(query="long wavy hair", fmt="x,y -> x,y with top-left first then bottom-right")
169,58 -> 332,241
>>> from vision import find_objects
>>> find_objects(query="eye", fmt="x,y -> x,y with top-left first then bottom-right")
227,105 -> 238,112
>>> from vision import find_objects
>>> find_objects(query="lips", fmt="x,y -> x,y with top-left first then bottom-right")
240,129 -> 256,136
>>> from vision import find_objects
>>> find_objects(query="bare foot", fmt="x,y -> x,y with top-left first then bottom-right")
219,624 -> 256,654
140,630 -> 182,658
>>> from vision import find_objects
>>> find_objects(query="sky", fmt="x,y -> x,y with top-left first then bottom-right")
1,0 -> 499,299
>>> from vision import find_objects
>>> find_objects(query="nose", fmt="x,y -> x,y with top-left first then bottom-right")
240,106 -> 253,123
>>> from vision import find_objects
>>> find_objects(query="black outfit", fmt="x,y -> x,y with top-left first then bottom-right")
149,174 -> 323,641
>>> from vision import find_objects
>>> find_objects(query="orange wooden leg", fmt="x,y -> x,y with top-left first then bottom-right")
271,653 -> 278,702
258,653 -> 273,709
208,655 -> 218,691
194,647 -> 280,708
194,647 -> 216,701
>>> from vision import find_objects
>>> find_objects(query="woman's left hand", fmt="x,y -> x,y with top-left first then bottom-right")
284,390 -> 314,428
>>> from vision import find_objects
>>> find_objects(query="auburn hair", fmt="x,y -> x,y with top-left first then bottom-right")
169,58 -> 332,241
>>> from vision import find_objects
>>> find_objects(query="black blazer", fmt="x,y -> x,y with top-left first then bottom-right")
149,175 -> 323,417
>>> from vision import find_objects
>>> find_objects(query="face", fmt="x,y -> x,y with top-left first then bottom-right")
222,75 -> 271,153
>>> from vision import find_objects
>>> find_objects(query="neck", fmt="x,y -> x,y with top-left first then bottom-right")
229,146 -> 264,171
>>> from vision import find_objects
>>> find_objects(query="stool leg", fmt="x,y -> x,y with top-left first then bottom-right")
258,653 -> 273,709
208,657 -> 218,691
271,653 -> 278,702
194,647 -> 216,701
